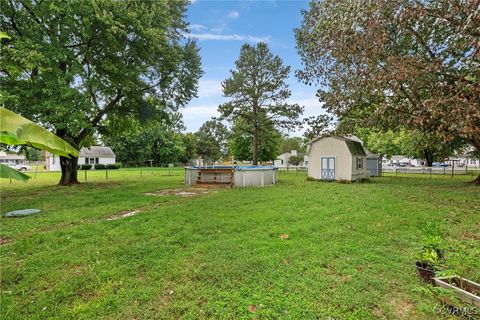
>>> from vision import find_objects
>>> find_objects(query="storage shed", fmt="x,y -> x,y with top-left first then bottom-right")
307,136 -> 368,181
365,149 -> 382,176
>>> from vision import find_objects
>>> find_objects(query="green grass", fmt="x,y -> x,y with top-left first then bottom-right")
1,169 -> 479,319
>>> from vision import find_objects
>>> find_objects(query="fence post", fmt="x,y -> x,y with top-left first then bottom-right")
84,170 -> 87,182
106,168 -> 108,180
140,170 -> 143,178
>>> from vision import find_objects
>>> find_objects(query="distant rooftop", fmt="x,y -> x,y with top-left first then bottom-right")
79,146 -> 115,157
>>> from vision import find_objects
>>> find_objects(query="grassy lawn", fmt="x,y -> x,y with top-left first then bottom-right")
1,169 -> 479,319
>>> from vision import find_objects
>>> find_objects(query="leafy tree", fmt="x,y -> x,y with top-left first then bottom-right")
303,114 -> 334,141
219,42 -> 303,165
194,119 -> 230,162
178,133 -> 197,164
296,0 -> 480,183
229,118 -> 281,162
1,0 -> 202,185
288,155 -> 303,166
102,114 -> 185,166
356,129 -> 458,166
280,136 -> 306,154
353,129 -> 402,159
22,147 -> 41,161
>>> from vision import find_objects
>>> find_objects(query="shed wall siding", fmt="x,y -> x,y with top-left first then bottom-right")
350,156 -> 368,180
307,138 -> 352,180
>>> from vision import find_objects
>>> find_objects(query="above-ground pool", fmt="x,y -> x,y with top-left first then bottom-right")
184,166 -> 278,188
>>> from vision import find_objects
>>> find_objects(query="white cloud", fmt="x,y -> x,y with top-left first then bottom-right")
187,33 -> 270,43
190,24 -> 207,32
197,79 -> 224,99
286,97 -> 325,118
182,104 -> 219,119
228,11 -> 239,19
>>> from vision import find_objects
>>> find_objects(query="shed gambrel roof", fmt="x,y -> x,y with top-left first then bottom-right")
79,146 -> 116,157
308,135 -> 367,156
345,139 -> 367,156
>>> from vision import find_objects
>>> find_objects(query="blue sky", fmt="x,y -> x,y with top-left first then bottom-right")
181,0 -> 325,135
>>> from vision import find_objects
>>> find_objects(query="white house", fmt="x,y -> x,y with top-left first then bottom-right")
274,150 -> 308,167
0,151 -> 26,164
307,136 -> 368,181
46,146 -> 116,171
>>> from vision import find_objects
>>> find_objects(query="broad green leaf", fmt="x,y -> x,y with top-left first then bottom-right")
0,164 -> 30,181
0,108 -> 79,157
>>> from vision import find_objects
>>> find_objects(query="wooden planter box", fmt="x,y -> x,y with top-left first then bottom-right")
433,276 -> 480,307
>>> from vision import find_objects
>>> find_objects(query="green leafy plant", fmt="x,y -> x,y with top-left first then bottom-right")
417,248 -> 439,267
94,164 -> 106,170
80,164 -> 92,170
0,108 -> 78,158
106,163 -> 121,170
0,108 -> 79,181
416,235 -> 447,271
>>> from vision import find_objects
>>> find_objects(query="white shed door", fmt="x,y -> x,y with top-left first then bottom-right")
321,157 -> 335,180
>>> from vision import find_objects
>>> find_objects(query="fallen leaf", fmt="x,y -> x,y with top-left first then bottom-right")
248,304 -> 257,313
281,259 -> 289,265
280,234 -> 289,240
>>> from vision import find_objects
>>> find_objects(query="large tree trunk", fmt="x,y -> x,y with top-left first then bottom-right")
423,149 -> 434,167
252,129 -> 259,165
469,143 -> 480,185
59,156 -> 80,186
471,174 -> 480,185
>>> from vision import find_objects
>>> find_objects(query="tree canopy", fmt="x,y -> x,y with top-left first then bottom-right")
229,118 -> 281,162
1,0 -> 202,184
102,114 -> 186,166
280,136 -> 306,154
219,42 -> 303,164
194,119 -> 230,162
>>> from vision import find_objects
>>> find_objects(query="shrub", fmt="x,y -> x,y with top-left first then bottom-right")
106,163 -> 121,170
80,164 -> 92,170
94,164 -> 106,170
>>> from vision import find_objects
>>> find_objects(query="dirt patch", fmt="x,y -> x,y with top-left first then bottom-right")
372,305 -> 384,318
0,237 -> 12,245
106,210 -> 141,221
460,231 -> 479,240
389,296 -> 416,319
144,188 -> 211,197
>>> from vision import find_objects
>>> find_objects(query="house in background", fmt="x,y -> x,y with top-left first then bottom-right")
382,155 -> 423,167
274,150 -> 308,167
0,151 -> 26,164
46,146 -> 116,171
307,135 -> 368,181
448,151 -> 480,168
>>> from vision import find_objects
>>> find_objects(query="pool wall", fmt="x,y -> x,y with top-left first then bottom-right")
184,166 -> 278,187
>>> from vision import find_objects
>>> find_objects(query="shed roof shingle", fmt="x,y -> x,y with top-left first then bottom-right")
308,135 -> 367,156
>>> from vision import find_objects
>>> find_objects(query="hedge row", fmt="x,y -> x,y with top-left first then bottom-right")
78,163 -> 122,170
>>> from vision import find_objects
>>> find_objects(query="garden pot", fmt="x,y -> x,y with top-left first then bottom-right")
415,261 -> 435,283
434,276 -> 480,307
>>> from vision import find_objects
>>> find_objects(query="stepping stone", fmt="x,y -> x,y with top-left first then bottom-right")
4,209 -> 41,217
